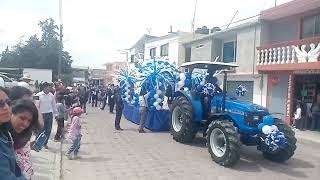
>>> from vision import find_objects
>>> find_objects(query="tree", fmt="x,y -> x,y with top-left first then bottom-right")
0,18 -> 73,83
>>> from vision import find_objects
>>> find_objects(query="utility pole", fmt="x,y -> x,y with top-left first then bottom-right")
58,0 -> 63,81
191,0 -> 198,37
275,0 -> 277,7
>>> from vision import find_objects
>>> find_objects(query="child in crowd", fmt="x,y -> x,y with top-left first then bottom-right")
66,107 -> 83,160
54,96 -> 66,141
293,103 -> 302,129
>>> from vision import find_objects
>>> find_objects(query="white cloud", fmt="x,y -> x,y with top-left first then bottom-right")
1,0 -> 293,68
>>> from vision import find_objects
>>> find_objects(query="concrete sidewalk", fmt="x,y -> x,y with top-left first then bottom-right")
295,130 -> 320,143
31,121 -> 63,180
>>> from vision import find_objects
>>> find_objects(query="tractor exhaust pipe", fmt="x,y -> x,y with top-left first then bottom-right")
222,71 -> 227,112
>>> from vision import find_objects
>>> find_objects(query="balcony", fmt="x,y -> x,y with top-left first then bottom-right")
256,37 -> 320,72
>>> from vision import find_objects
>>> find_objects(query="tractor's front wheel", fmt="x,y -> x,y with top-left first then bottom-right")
262,118 -> 297,162
207,120 -> 240,167
170,96 -> 198,143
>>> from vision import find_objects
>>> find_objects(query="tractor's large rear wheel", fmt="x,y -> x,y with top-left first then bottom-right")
207,120 -> 240,167
170,96 -> 198,143
262,118 -> 297,162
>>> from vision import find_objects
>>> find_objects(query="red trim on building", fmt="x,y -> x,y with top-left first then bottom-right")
257,36 -> 320,50
257,62 -> 320,73
260,0 -> 320,21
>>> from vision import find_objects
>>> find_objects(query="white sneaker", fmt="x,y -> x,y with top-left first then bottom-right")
65,153 -> 73,160
74,154 -> 82,159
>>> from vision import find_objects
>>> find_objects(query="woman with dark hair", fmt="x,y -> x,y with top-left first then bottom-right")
9,86 -> 33,101
0,87 -> 26,179
9,99 -> 39,179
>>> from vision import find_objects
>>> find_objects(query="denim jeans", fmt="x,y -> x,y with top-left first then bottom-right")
37,112 -> 53,146
67,135 -> 81,155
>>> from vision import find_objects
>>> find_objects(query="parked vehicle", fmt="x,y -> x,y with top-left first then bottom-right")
0,74 -> 18,88
170,61 -> 296,167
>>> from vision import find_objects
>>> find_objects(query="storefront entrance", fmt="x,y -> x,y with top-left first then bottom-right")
294,74 -> 320,131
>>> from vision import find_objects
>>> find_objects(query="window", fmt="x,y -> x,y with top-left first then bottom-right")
150,47 -> 156,59
196,44 -> 204,49
130,55 -> 134,63
302,15 -> 320,38
185,47 -> 191,62
160,44 -> 169,56
222,41 -> 236,63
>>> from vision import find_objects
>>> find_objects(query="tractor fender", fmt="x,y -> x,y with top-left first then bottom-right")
174,91 -> 203,121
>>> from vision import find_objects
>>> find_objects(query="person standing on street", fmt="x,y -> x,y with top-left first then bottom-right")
109,84 -> 115,113
79,85 -> 88,114
54,96 -> 66,141
66,107 -> 83,160
138,84 -> 150,133
91,87 -> 98,107
34,82 -> 57,149
114,86 -> 124,130
100,87 -> 108,110
311,95 -> 320,130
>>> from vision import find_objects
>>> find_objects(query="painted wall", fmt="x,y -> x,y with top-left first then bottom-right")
226,74 -> 268,107
235,25 -> 261,74
269,74 -> 289,120
144,36 -> 179,64
212,39 -> 222,61
23,68 -> 52,84
268,16 -> 300,44
190,39 -> 213,61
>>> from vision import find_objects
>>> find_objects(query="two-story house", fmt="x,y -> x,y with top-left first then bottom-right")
144,32 -> 196,65
105,62 -> 127,85
256,0 -> 320,124
183,19 -> 268,107
128,34 -> 157,69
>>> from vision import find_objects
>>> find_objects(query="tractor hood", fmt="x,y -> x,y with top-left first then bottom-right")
213,95 -> 269,113
226,98 -> 269,113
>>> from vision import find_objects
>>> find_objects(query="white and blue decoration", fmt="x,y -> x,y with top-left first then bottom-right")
118,69 -> 139,106
257,116 -> 288,152
137,59 -> 178,111
236,85 -> 247,97
116,58 -> 178,131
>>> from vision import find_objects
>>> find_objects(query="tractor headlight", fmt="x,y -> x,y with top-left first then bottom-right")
245,112 -> 263,127
253,116 -> 260,121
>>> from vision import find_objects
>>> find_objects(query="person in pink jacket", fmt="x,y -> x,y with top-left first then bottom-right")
66,107 -> 82,160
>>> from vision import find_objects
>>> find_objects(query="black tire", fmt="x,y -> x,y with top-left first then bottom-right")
170,96 -> 199,143
207,120 -> 240,167
262,118 -> 297,162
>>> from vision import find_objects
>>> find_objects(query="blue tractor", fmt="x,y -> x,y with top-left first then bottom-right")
170,61 -> 297,167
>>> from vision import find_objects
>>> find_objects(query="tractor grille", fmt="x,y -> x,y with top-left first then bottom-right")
245,112 -> 265,127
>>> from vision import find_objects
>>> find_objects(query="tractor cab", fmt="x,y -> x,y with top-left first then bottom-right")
179,61 -> 238,117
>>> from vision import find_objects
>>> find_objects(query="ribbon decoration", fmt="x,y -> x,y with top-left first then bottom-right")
236,85 -> 247,96
264,131 -> 288,152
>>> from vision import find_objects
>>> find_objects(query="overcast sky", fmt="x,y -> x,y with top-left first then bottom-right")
0,0 -> 292,68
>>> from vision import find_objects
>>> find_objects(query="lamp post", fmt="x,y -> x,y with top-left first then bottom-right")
58,0 -> 63,81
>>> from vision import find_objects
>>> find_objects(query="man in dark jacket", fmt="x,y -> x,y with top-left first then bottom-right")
114,86 -> 124,130
91,87 -> 99,107
108,84 -> 115,113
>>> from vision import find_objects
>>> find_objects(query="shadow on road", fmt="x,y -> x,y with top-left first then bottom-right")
232,146 -> 315,178
186,137 -> 315,178
74,156 -> 112,163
